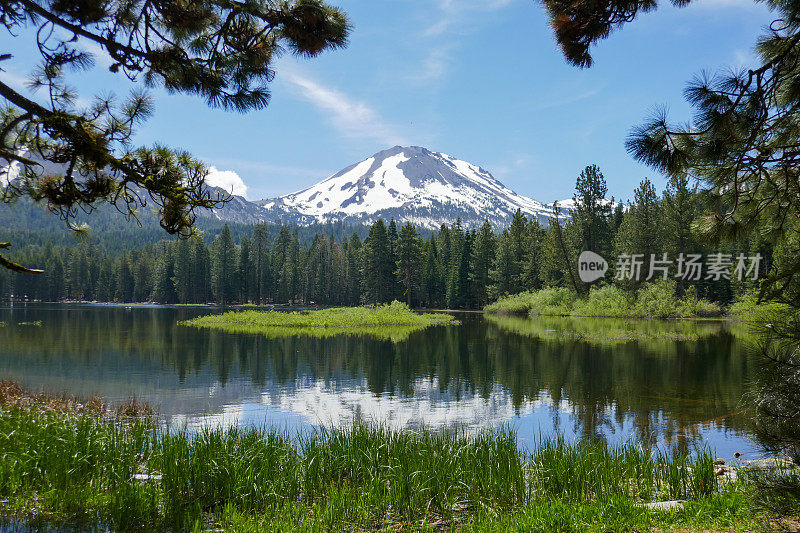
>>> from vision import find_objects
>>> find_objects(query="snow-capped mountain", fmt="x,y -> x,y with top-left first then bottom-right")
254,146 -> 555,229
2,146 -> 580,229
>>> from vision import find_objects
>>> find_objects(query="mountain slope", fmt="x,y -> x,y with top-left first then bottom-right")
255,146 -> 555,229
2,147 -> 574,230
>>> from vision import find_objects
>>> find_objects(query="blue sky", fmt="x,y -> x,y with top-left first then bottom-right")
2,0 -> 775,202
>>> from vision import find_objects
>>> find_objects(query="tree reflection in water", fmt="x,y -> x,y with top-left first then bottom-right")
0,304 -> 752,452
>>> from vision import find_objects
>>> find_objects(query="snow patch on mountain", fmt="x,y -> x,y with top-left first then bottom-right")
256,146 -> 557,229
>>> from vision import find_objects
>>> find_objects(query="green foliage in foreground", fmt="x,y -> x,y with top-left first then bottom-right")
178,301 -> 459,340
729,294 -> 797,323
0,406 -> 766,532
486,281 -> 723,319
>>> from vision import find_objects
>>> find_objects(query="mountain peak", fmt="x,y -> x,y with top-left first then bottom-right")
255,146 -> 554,229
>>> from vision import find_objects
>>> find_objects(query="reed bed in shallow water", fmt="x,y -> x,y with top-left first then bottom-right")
0,397 -> 766,532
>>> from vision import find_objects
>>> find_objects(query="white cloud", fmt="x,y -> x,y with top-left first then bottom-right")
206,166 -> 248,198
203,158 -> 330,199
282,69 -> 408,146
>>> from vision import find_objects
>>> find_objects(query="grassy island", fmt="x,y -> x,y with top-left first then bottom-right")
179,301 -> 459,340
0,381 -> 777,532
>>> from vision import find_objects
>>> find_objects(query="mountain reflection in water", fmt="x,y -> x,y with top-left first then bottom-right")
0,304 -> 756,458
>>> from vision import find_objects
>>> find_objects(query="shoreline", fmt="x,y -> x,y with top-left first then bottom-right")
0,380 -> 785,532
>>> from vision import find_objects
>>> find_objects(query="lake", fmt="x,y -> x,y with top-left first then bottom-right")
0,303 -> 759,459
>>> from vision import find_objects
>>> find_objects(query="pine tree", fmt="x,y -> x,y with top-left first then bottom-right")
191,236 -> 211,303
152,242 -> 178,303
0,1 -> 351,273
273,226 -> 292,303
212,225 -> 237,305
490,230 -> 516,298
523,220 -> 546,291
238,237 -> 255,303
44,254 -> 65,302
613,179 -> 662,285
421,236 -> 444,307
470,221 -> 496,307
387,219 -> 401,300
574,165 -> 612,257
132,253 -> 152,302
363,219 -> 394,303
446,219 -> 465,308
116,256 -> 134,303
396,222 -> 423,306
277,230 -> 301,303
346,233 -> 363,305
508,210 -> 529,292
543,203 -> 581,292
95,263 -> 114,302
252,223 -> 271,304
306,234 -> 331,304
662,174 -> 697,295
173,238 -> 193,304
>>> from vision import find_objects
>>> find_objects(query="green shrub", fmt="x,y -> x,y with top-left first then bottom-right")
668,286 -> 723,318
484,292 -> 537,315
571,285 -> 633,317
487,283 -> 723,319
633,280 -> 683,318
527,287 -> 578,316
729,293 -> 794,322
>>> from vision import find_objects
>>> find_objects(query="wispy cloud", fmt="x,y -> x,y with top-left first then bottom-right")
534,87 -> 603,110
425,0 -> 517,37
487,154 -> 535,179
281,69 -> 408,146
409,43 -> 457,84
412,0 -> 517,85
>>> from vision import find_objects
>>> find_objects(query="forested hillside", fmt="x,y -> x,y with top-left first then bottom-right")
0,168 -> 770,308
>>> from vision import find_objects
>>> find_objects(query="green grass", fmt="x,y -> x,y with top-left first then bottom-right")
485,281 -> 723,319
0,404 -> 769,531
179,301 -> 459,340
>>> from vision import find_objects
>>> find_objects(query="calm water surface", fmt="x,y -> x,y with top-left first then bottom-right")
0,303 -> 759,458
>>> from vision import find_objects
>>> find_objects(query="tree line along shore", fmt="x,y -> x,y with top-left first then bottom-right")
0,168 -> 772,312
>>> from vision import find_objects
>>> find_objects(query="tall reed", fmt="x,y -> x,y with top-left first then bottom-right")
0,407 -> 750,531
